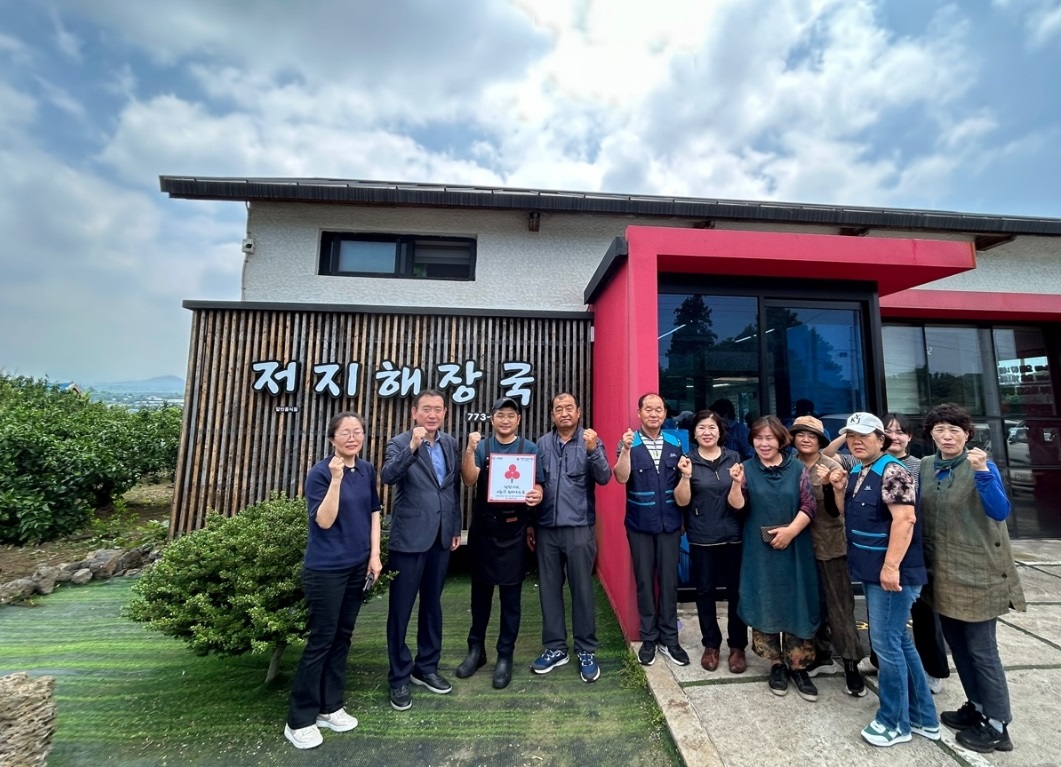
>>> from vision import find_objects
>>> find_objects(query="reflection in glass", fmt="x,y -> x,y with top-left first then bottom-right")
657,294 -> 759,446
993,328 -> 1056,417
883,325 -> 929,415
925,326 -> 984,413
765,305 -> 866,434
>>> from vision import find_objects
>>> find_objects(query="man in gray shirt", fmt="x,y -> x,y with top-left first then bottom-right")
529,393 -> 612,682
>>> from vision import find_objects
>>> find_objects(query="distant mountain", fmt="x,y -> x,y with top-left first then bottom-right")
89,375 -> 185,394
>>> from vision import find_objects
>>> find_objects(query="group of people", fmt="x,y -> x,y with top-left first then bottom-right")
283,389 -> 1026,757
283,390 -> 611,750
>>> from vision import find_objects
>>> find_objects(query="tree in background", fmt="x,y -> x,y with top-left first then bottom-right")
0,376 -> 182,544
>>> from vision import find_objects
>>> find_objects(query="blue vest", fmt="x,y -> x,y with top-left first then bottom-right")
624,432 -> 684,534
845,454 -> 927,585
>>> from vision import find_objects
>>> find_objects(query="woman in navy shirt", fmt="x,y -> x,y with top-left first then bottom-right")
285,411 -> 382,750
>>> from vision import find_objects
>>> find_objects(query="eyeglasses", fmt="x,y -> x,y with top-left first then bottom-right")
335,430 -> 365,439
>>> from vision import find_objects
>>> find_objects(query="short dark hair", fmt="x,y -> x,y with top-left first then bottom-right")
326,411 -> 366,439
412,388 -> 445,407
749,415 -> 791,448
708,398 -> 735,419
691,410 -> 728,445
923,402 -> 975,441
550,392 -> 579,411
638,392 -> 664,409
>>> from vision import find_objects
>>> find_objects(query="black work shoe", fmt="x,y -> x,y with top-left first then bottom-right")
455,643 -> 486,679
768,664 -> 789,696
941,701 -> 984,731
805,655 -> 838,677
956,721 -> 1013,753
410,670 -> 453,694
843,659 -> 866,697
492,656 -> 513,689
389,684 -> 411,711
659,643 -> 691,666
638,641 -> 656,666
790,668 -> 818,702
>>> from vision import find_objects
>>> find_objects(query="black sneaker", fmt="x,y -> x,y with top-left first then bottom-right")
768,664 -> 789,696
659,643 -> 691,666
638,641 -> 656,666
956,721 -> 1013,753
790,668 -> 818,702
941,701 -> 984,731
410,670 -> 452,694
843,659 -> 866,697
389,684 -> 411,711
805,656 -> 838,677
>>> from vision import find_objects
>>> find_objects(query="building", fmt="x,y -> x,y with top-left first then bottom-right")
161,176 -> 1061,639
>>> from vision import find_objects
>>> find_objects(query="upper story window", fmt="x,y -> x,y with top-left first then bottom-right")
319,232 -> 476,280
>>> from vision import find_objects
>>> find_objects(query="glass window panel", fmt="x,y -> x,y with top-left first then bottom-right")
883,325 -> 929,415
657,294 -> 760,445
765,305 -> 866,437
994,327 -> 1056,417
1007,468 -> 1061,537
412,241 -> 473,279
925,326 -> 985,413
337,240 -> 396,274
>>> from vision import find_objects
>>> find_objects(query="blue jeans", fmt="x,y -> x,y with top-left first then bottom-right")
864,583 -> 938,734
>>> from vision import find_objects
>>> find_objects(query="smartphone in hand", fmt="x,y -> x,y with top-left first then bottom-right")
362,572 -> 376,598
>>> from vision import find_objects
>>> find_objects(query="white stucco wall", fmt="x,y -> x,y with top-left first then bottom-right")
241,202 -> 1061,307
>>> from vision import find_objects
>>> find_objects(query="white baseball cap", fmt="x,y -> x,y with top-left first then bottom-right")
839,412 -> 885,436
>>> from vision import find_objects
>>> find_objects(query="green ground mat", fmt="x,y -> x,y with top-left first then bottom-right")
0,575 -> 680,767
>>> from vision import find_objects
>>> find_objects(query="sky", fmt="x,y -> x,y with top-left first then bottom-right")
1,0 -> 1059,383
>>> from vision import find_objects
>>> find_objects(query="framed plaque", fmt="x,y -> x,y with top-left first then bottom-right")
486,453 -> 537,503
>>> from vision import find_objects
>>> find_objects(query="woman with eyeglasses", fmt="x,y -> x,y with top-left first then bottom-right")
285,411 -> 383,750
919,403 -> 1026,754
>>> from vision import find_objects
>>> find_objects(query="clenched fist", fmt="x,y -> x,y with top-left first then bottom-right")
677,455 -> 692,478
583,428 -> 599,452
729,463 -> 745,483
410,426 -> 428,452
621,428 -> 634,450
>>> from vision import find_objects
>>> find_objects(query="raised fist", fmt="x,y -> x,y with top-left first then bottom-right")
410,426 -> 428,452
583,428 -> 599,452
677,455 -> 692,478
467,431 -> 482,450
729,463 -> 745,483
621,428 -> 635,449
328,454 -> 345,481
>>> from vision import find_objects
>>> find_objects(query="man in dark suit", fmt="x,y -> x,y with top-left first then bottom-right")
381,389 -> 463,711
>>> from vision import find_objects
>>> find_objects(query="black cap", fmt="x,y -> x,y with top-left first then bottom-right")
491,396 -> 520,413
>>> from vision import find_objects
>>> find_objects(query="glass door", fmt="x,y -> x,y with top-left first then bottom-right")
764,302 -> 868,438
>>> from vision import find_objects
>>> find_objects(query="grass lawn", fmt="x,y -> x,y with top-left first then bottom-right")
0,575 -> 680,767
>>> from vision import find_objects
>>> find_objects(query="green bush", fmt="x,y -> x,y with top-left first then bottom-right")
0,375 -> 182,543
127,494 -> 392,683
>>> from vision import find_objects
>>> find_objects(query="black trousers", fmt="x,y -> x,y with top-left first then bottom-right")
287,562 -> 367,728
689,542 -> 747,651
468,579 -> 522,657
386,539 -> 451,688
536,525 -> 598,654
627,529 -> 681,645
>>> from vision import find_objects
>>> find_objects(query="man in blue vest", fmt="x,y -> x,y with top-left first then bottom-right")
613,392 -> 690,667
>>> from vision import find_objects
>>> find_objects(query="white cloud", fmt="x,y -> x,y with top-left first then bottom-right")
993,0 -> 1061,47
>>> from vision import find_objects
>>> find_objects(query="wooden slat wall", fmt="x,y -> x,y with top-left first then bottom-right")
172,308 -> 593,535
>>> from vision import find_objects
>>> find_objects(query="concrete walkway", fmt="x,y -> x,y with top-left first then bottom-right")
643,539 -> 1061,767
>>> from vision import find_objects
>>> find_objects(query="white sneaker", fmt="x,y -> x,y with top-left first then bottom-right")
317,707 -> 359,732
284,723 -> 323,749
926,675 -> 943,694
857,657 -> 878,676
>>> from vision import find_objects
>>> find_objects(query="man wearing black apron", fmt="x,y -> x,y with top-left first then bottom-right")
455,397 -> 544,689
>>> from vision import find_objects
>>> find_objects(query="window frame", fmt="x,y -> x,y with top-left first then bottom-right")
318,232 -> 477,281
